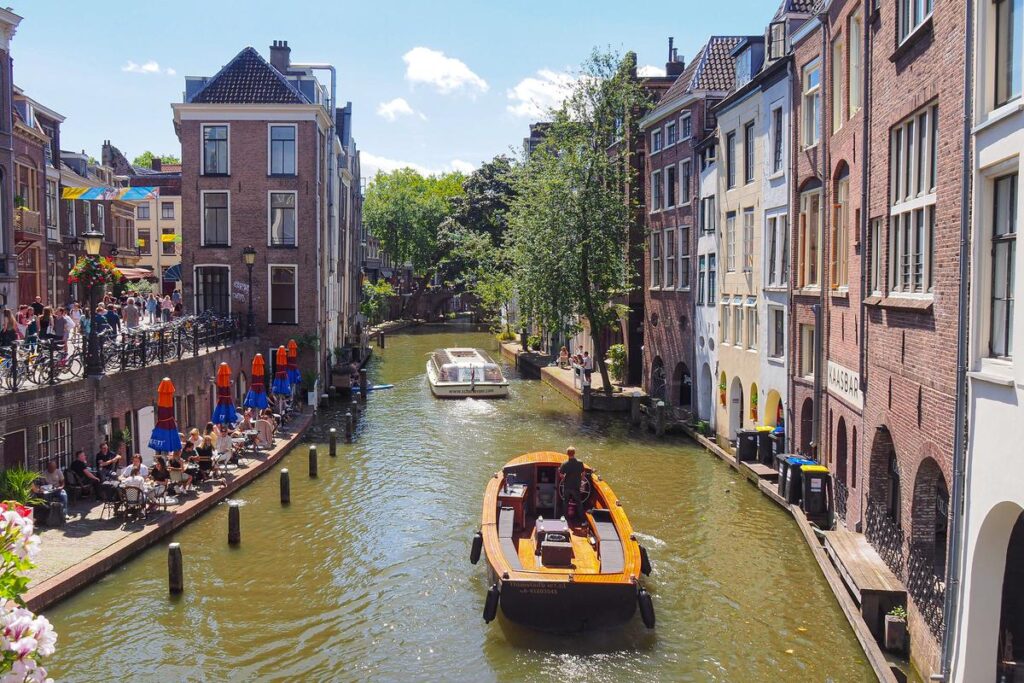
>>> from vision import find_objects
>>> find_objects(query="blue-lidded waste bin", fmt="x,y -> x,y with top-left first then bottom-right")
783,456 -> 816,503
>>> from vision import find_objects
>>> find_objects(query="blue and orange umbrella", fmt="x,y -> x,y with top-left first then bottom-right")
211,362 -> 239,425
243,353 -> 269,409
287,339 -> 301,385
272,346 -> 291,396
148,377 -> 183,453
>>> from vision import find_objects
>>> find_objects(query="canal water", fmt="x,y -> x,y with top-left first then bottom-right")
44,325 -> 874,682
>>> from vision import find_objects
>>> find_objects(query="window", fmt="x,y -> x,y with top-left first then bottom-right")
665,229 -> 676,288
137,204 -> 150,220
97,204 -> 105,234
995,0 -> 1023,108
803,60 -> 821,147
651,229 -> 662,288
726,211 -> 737,271
832,176 -> 850,288
680,160 -> 692,205
870,218 -> 883,293
65,199 -> 76,236
269,192 -> 297,246
269,265 -> 297,324
651,171 -> 662,211
269,125 -> 297,175
899,0 -> 934,43
45,180 -> 58,232
666,165 -> 677,208
726,132 -> 737,188
161,202 -> 174,220
708,253 -> 717,302
680,225 -> 691,287
889,104 -> 938,294
799,189 -> 822,287
990,172 -> 1017,358
698,255 -> 707,304
743,208 -> 755,271
733,300 -> 744,345
832,38 -> 845,133
202,124 -> 229,175
767,215 -> 788,286
768,21 -> 787,60
772,107 -> 784,173
202,192 -> 230,246
666,121 -> 677,146
36,418 -> 71,471
194,265 -> 230,314
721,299 -> 731,343
800,324 -> 816,377
770,307 -> 785,359
701,144 -> 717,171
746,299 -> 758,350
744,121 -> 756,184
849,11 -> 864,116
138,229 -> 151,255
680,113 -> 692,140
781,214 -> 789,285
162,228 -> 176,256
652,129 -> 663,152
700,195 -> 716,233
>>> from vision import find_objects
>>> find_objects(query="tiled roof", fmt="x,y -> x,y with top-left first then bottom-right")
659,35 -> 745,104
773,0 -> 818,19
188,46 -> 307,105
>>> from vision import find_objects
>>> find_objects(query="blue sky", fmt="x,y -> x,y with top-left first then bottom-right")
13,0 -> 771,180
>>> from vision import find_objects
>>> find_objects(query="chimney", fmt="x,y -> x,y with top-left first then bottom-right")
101,140 -> 112,168
151,157 -> 162,172
269,39 -> 291,73
666,37 -> 686,77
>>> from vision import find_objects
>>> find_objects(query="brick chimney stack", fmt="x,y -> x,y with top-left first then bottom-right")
269,40 -> 291,73
151,157 -> 162,172
666,37 -> 686,77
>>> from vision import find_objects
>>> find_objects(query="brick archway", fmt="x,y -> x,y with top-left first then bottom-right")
867,425 -> 905,578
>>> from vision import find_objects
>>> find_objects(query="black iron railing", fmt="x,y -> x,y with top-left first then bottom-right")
906,546 -> 946,639
865,500 -> 906,580
835,479 -> 849,525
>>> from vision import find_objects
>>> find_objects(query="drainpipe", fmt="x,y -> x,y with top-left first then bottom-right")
937,0 -> 974,677
857,2 -> 872,533
786,55 -> 796,454
812,13 -> 831,462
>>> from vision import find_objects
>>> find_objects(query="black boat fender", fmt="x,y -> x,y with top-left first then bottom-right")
639,544 -> 652,576
483,584 -> 500,623
470,531 -> 483,565
638,587 -> 655,629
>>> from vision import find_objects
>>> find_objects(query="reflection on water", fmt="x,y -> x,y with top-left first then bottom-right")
44,325 -> 874,682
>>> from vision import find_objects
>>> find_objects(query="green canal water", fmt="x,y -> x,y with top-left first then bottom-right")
43,325 -> 874,682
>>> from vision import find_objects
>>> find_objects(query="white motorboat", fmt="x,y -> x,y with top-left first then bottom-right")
426,348 -> 509,398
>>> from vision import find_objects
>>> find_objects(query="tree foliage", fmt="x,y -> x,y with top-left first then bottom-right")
132,150 -> 181,167
360,279 -> 396,325
507,49 -> 648,394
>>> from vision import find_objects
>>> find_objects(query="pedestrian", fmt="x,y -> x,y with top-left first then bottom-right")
171,289 -> 181,306
161,295 -> 172,323
37,306 -> 53,341
30,296 -> 43,317
123,297 -> 140,330
582,351 -> 593,386
69,302 -> 83,338
51,307 -> 69,351
146,293 -> 158,325
0,309 -> 18,347
15,305 -> 30,339
24,313 -> 38,351
172,302 -> 183,319
104,304 -> 121,337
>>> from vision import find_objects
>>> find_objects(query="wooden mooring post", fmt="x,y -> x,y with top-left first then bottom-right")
227,501 -> 241,545
345,411 -> 353,442
280,468 -> 291,504
168,543 -> 184,594
308,445 -> 318,477
655,401 -> 666,437
378,331 -> 385,348
329,428 -> 337,456
359,368 -> 368,400
630,392 -> 642,426
582,385 -> 592,411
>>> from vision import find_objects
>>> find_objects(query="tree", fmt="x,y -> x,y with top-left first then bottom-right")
360,279 -> 396,325
132,150 -> 181,168
508,49 -> 648,395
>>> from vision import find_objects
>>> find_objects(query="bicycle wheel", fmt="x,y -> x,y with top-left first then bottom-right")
65,354 -> 84,379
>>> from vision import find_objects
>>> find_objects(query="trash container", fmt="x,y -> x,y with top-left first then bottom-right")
784,456 -> 816,504
736,429 -> 759,462
760,430 -> 777,465
801,464 -> 831,525
775,453 -> 794,495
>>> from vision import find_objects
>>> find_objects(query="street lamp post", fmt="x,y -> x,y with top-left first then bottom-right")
242,246 -> 256,337
82,230 -> 105,378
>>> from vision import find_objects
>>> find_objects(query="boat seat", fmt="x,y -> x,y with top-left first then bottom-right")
498,507 -> 523,571
588,509 -> 626,574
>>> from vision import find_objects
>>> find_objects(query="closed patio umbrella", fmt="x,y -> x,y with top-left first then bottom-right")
211,362 -> 239,425
287,339 -> 301,385
272,346 -> 291,396
148,377 -> 183,453
243,353 -> 269,409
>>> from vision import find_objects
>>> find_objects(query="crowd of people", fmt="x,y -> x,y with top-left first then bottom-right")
0,290 -> 184,350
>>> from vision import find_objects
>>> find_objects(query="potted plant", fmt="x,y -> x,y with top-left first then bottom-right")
605,343 -> 627,384
884,605 -> 907,654
0,468 -> 44,508
301,369 -> 319,406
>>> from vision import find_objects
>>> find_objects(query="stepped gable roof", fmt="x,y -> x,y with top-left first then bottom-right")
188,46 -> 307,105
659,36 -> 745,103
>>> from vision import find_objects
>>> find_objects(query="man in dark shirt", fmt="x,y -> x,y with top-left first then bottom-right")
30,296 -> 43,316
69,449 -> 102,497
558,446 -> 586,520
95,442 -> 121,479
104,306 -> 121,336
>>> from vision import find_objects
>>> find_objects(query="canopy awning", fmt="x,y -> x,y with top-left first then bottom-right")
61,186 -> 160,201
163,264 -> 181,282
118,267 -> 155,281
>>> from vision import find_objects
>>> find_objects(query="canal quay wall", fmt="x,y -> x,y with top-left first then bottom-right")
24,408 -> 314,612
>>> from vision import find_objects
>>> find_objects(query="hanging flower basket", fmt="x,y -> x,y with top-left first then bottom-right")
68,256 -> 123,290
750,392 -> 759,421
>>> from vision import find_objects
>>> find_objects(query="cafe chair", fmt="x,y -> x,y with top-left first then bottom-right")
121,486 -> 147,523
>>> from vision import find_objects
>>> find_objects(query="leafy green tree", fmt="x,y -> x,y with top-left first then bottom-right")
508,49 -> 648,395
132,150 -> 181,167
360,279 -> 397,325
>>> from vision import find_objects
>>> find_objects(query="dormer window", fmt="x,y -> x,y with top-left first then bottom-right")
768,21 -> 787,60
735,50 -> 752,88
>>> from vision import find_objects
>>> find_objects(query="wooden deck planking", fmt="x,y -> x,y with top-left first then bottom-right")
824,526 -> 905,603
514,525 -> 600,573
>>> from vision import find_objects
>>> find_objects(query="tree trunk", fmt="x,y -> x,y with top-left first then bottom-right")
579,237 -> 614,397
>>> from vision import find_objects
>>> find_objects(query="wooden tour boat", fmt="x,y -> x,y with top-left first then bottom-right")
470,451 -> 655,631
426,348 -> 508,398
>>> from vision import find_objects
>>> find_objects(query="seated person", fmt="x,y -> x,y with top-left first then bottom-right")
215,425 -> 235,463
42,460 -> 68,515
558,346 -> 570,368
238,409 -> 255,432
181,442 -> 202,481
119,453 -> 149,480
254,416 -> 275,449
94,442 -> 122,480
69,449 -> 102,497
195,436 -> 216,479
204,422 -> 216,438
149,456 -> 171,503
186,428 -> 203,450
261,409 -> 279,431
167,451 -> 193,493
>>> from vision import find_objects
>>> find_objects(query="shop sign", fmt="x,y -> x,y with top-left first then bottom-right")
827,361 -> 863,409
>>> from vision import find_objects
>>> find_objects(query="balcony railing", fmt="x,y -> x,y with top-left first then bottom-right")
906,545 -> 946,639
835,480 -> 849,524
865,500 -> 906,580
14,208 -> 41,235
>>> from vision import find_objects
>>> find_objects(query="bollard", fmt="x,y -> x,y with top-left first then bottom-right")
582,385 -> 592,411
329,428 -> 337,456
351,397 -> 359,415
168,543 -> 184,594
359,369 -> 368,400
308,445 -> 318,478
378,331 -> 385,348
655,400 -> 666,438
280,468 -> 291,504
345,411 -> 353,442
630,392 -> 642,426
227,501 -> 241,545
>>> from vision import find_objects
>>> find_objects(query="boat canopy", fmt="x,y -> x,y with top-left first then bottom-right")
430,349 -> 504,383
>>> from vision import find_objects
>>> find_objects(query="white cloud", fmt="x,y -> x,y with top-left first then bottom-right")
450,159 -> 476,174
362,152 -> 477,179
638,64 -> 666,77
506,69 -> 575,119
122,60 -> 176,76
403,47 -> 488,95
376,97 -> 426,122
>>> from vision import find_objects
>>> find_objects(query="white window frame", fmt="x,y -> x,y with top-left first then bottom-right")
800,323 -> 816,378
833,177 -> 850,289
889,103 -> 938,296
721,298 -> 731,343
193,264 -> 232,315
267,263 -> 299,325
799,189 -> 823,289
267,123 -> 298,176
726,211 -> 737,272
200,190 -> 231,247
898,0 -> 934,45
803,59 -> 822,149
651,228 -> 662,288
743,207 -> 755,272
665,228 -> 676,288
726,131 -> 737,188
771,105 -> 785,175
680,112 -> 692,140
769,305 -> 785,359
652,129 -> 663,153
679,224 -> 691,290
849,10 -> 864,116
137,203 -> 150,220
665,165 -> 677,209
200,123 -> 231,176
993,0 -> 1023,110
745,298 -> 758,350
97,204 -> 105,233
267,190 -> 298,247
680,160 -> 692,206
666,121 -> 678,146
698,254 -> 706,304
743,120 -> 756,184
651,170 -> 662,212
870,217 -> 884,295
733,298 -> 744,346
